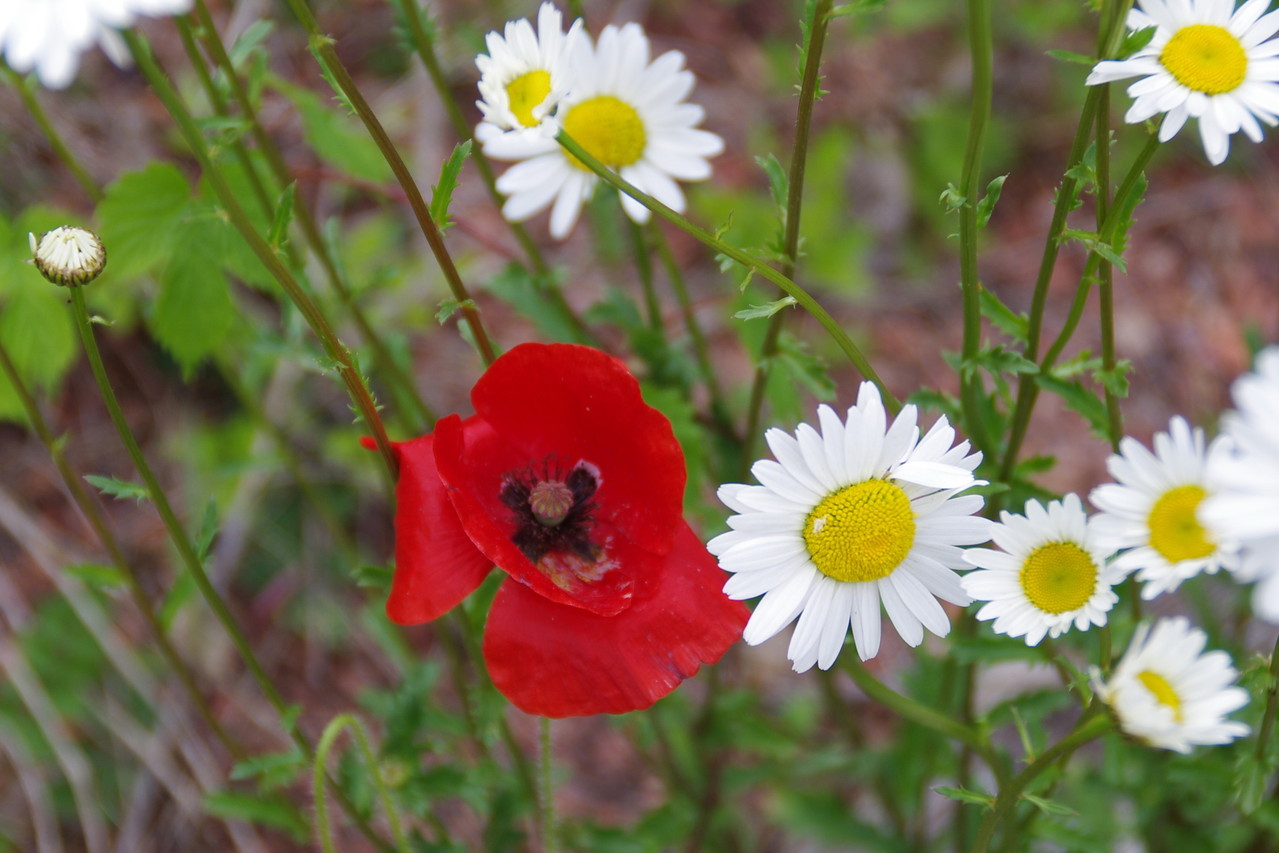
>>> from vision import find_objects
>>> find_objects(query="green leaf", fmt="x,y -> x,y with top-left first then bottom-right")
734,296 -> 796,320
1021,793 -> 1078,817
194,500 -> 220,563
829,0 -> 889,17
978,286 -> 1028,340
1046,49 -> 1096,66
270,77 -> 391,183
975,174 -> 1008,228
1118,25 -> 1157,59
202,791 -> 309,842
229,748 -> 307,791
1037,373 -> 1109,438
152,219 -> 238,375
1060,228 -> 1126,271
755,153 -> 789,212
430,140 -> 473,232
435,297 -> 475,324
934,786 -> 994,807
1235,753 -> 1274,814
62,563 -> 129,590
96,163 -> 192,279
84,474 -> 150,503
267,183 -> 296,249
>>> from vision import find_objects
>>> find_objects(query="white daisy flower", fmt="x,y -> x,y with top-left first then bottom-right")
1095,616 -> 1249,753
0,0 -> 192,90
482,21 -> 724,239
962,494 -> 1123,646
29,226 -> 107,286
1200,346 -> 1279,621
475,3 -> 583,133
708,382 -> 990,671
1090,416 -> 1238,600
1085,0 -> 1279,165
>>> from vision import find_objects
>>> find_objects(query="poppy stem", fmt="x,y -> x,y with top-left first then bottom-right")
538,717 -> 559,853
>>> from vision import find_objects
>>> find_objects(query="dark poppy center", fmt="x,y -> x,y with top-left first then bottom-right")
500,458 -> 601,564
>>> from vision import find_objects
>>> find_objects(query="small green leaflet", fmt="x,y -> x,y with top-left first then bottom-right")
735,296 -> 796,320
430,140 -> 473,232
84,474 -> 149,503
934,786 -> 994,807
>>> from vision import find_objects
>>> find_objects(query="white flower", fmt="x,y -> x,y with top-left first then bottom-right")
1200,346 -> 1279,621
1085,0 -> 1279,165
0,0 -> 192,90
1090,416 -> 1238,600
1095,616 -> 1249,753
482,22 -> 723,239
475,3 -> 582,134
29,226 -> 106,286
962,494 -> 1123,646
708,382 -> 990,671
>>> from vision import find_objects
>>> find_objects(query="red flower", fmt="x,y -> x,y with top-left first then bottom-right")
383,342 -> 747,717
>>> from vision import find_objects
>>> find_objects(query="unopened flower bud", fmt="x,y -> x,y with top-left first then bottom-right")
530,479 -> 574,526
29,226 -> 107,287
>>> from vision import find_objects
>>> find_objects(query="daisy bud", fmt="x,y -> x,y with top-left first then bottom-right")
29,226 -> 107,287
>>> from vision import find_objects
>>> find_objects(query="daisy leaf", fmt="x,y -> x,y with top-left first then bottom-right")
934,785 -> 995,807
430,140 -> 473,232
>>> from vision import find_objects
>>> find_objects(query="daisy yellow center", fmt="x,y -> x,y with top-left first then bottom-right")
1147,484 -> 1215,563
1019,542 -> 1097,614
1159,24 -> 1247,95
505,70 -> 552,127
802,479 -> 916,583
1137,670 -> 1184,722
561,96 -> 647,170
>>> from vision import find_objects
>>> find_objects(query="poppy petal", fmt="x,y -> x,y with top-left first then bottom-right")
481,523 -> 749,717
435,414 -> 634,616
468,343 -> 686,554
385,431 -> 493,625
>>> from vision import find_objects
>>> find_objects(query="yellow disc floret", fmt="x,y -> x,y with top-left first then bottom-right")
1137,670 -> 1184,722
1160,24 -> 1247,95
803,479 -> 916,583
1019,542 -> 1097,614
561,95 -> 647,170
1147,484 -> 1215,563
506,70 -> 553,127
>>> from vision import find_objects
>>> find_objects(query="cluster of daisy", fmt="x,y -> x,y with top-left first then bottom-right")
713,348 -> 1279,752
1088,0 -> 1279,165
473,3 -> 723,238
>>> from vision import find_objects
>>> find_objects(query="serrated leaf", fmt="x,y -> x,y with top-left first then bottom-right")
1021,793 -> 1078,817
978,286 -> 1028,340
267,183 -> 296,249
202,791 -> 309,842
755,153 -> 788,211
1037,374 -> 1109,438
975,174 -> 1008,228
96,163 -> 192,279
430,140 -> 472,233
84,474 -> 150,503
935,786 -> 994,807
270,77 -> 391,183
153,219 -> 237,376
435,297 -> 475,324
1060,228 -> 1126,271
1095,360 -> 1132,398
63,563 -> 129,590
1046,49 -> 1096,65
735,296 -> 796,320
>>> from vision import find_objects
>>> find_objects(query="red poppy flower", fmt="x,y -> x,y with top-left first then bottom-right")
382,342 -> 747,717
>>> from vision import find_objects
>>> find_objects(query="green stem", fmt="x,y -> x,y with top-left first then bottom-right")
3,65 -> 102,202
1095,82 -> 1123,449
281,0 -> 496,365
971,713 -> 1112,853
840,654 -> 1006,784
123,30 -> 398,481
997,0 -> 1136,488
313,714 -> 411,853
743,0 -> 851,474
555,129 -> 889,409
957,0 -> 995,458
0,337 -> 239,757
189,0 -> 439,430
1252,633 -> 1279,766
538,717 -> 558,853
650,222 -> 731,425
628,218 -> 662,331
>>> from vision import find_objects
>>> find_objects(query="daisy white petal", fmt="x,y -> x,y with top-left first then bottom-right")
1094,617 -> 1249,752
1089,415 -> 1239,599
713,384 -> 987,670
1086,0 -> 1279,164
962,494 -> 1122,646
